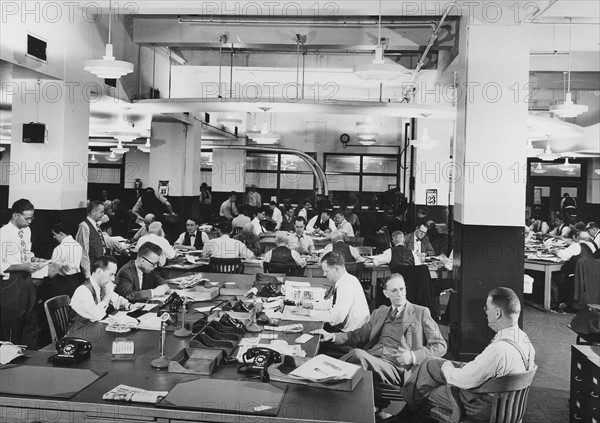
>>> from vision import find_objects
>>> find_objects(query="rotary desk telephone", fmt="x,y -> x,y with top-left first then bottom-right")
238,347 -> 282,382
50,337 -> 92,365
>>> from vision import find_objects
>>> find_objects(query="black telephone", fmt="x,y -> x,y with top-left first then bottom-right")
158,292 -> 184,313
238,347 -> 282,382
52,337 -> 92,365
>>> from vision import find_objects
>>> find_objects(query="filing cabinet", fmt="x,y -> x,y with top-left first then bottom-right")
570,345 -> 600,423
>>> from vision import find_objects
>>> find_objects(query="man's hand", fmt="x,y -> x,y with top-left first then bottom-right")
309,329 -> 334,342
152,284 -> 170,297
394,347 -> 413,367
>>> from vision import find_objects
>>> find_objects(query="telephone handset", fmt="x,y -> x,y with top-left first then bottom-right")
51,337 -> 92,365
238,347 -> 282,382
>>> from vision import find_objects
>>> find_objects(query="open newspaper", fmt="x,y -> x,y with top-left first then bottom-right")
288,354 -> 360,383
103,384 -> 168,404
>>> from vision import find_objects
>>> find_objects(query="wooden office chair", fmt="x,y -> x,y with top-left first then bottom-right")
232,226 -> 243,236
356,246 -> 374,256
345,262 -> 364,279
374,381 -> 404,410
44,295 -> 72,343
209,257 -> 244,274
356,265 -> 374,301
263,261 -> 302,276
430,365 -> 538,423
344,236 -> 364,247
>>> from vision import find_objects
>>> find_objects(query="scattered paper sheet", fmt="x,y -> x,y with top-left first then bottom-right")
103,384 -> 168,404
0,342 -> 26,365
288,354 -> 360,383
137,313 -> 162,331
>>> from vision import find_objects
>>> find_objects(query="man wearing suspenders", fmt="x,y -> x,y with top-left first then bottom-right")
400,287 -> 536,423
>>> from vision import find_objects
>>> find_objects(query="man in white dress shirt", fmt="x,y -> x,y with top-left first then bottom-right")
49,222 -> 83,298
333,210 -> 355,237
0,199 -> 46,348
251,208 -> 268,236
287,217 -> 315,255
306,209 -> 336,234
297,201 -> 311,221
76,200 -> 106,278
137,222 -> 177,266
269,201 -> 283,230
400,287 -> 535,423
70,256 -> 130,322
174,217 -> 210,251
202,220 -> 255,259
586,222 -> 599,249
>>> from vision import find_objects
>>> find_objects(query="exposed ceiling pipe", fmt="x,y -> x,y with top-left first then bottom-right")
177,16 -> 445,28
209,144 -> 329,195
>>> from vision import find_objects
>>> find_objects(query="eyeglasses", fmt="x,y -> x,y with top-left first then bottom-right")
386,288 -> 405,295
142,256 -> 159,268
19,214 -> 34,222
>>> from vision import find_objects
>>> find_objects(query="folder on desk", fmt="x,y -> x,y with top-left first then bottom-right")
158,379 -> 287,416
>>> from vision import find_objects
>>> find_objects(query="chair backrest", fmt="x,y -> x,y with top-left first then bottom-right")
44,295 -> 71,343
345,262 -> 364,278
232,226 -> 243,236
469,365 -> 538,423
344,236 -> 364,247
356,246 -> 373,256
263,261 -> 301,276
209,257 -> 244,274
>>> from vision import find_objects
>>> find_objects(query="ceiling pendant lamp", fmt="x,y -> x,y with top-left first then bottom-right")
558,157 -> 576,172
111,140 -> 130,154
89,153 -> 99,164
353,0 -> 408,81
532,162 -> 547,174
410,115 -> 438,150
84,0 -> 134,79
105,151 -> 120,162
138,137 -> 151,153
526,140 -> 543,156
537,137 -> 559,161
249,107 -> 280,144
549,19 -> 588,118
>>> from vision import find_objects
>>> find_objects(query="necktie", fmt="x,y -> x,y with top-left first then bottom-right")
97,225 -> 107,252
99,285 -> 106,302
18,229 -> 27,262
389,308 -> 398,320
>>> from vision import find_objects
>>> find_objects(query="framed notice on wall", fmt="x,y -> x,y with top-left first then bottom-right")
426,189 -> 438,206
158,180 -> 169,196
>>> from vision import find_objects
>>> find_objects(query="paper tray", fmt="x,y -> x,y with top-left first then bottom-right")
168,348 -> 223,375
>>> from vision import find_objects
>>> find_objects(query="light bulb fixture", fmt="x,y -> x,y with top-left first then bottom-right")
531,162 -> 547,174
549,19 -> 588,118
594,169 -> 600,176
111,140 -> 130,154
105,151 -> 120,162
83,1 -> 134,79
110,131 -> 139,142
558,157 -> 576,172
249,107 -> 279,144
526,140 -> 543,156
89,154 -> 98,163
410,116 -> 439,150
537,138 -> 559,161
358,138 -> 376,146
138,137 -> 151,153
0,146 -> 5,152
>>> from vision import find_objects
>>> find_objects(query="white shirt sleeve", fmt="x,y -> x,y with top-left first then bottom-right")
291,250 -> 307,267
557,243 -> 581,261
174,232 -> 186,245
306,216 -> 317,232
372,249 -> 392,266
70,285 -> 109,322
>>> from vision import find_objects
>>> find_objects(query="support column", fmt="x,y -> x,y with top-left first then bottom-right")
451,22 -> 529,360
8,80 -> 90,257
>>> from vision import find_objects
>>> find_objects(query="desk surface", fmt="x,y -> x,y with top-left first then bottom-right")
1,274 -> 375,423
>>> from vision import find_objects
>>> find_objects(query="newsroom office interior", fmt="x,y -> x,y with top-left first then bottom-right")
0,4 -> 599,331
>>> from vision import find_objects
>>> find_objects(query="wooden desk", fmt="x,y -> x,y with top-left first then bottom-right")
524,258 -> 564,311
1,277 -> 375,423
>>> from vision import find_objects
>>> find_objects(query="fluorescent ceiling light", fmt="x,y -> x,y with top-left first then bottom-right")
105,151 -> 121,162
111,140 -> 130,154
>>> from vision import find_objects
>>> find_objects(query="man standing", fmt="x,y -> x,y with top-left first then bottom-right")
306,209 -> 336,234
174,217 -> 210,251
131,187 -> 174,222
298,251 -> 369,333
76,200 -> 107,279
287,217 -> 315,255
404,222 -> 435,259
115,242 -> 171,301
315,274 -> 446,386
129,214 -> 155,243
219,192 -> 239,221
0,199 -> 46,348
231,206 -> 251,229
70,256 -> 130,322
49,222 -> 83,298
246,185 -> 262,217
202,220 -> 255,259
333,210 -> 355,237
297,201 -> 311,221
269,201 -> 283,230
400,287 -> 535,423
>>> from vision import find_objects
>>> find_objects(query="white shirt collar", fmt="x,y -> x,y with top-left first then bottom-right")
87,216 -> 99,227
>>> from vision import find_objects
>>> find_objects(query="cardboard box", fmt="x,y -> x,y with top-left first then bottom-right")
168,348 -> 223,375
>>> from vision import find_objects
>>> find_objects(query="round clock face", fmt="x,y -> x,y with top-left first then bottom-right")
340,134 -> 350,143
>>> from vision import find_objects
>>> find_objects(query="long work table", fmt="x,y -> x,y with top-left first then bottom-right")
0,272 -> 375,423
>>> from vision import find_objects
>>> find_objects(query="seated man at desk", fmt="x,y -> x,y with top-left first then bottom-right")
306,209 -> 336,235
233,223 -> 262,256
320,230 -> 364,264
70,256 -> 131,322
287,217 -> 315,255
549,215 -> 572,239
315,273 -> 446,386
371,230 -> 415,268
129,213 -> 155,243
263,231 -> 307,268
399,287 -> 535,423
333,210 -> 354,237
115,242 -> 171,301
529,215 -> 550,235
174,217 -> 210,251
405,222 -> 435,258
296,251 -> 369,333
251,207 -> 269,236
137,222 -> 177,266
201,220 -> 255,259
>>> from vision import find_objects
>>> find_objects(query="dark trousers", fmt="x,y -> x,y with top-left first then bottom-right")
0,272 -> 38,349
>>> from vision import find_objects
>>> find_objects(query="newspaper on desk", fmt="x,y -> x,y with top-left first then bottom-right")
235,338 -> 306,362
288,354 -> 360,383
284,281 -> 326,304
103,384 -> 168,404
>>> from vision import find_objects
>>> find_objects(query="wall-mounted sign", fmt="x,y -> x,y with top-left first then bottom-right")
158,180 -> 169,196
426,189 -> 438,206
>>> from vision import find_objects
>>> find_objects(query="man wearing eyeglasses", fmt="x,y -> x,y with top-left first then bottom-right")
115,242 -> 170,301
0,199 -> 47,349
404,222 -> 435,263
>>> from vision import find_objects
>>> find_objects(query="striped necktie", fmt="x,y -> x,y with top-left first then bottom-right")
99,285 -> 106,302
389,307 -> 398,320
97,224 -> 107,252
18,229 -> 27,262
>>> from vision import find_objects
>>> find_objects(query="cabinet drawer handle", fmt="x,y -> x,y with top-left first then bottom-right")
591,392 -> 599,398
574,376 -> 583,382
573,414 -> 582,420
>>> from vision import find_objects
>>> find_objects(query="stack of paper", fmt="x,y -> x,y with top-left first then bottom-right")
103,384 -> 168,403
288,355 -> 360,383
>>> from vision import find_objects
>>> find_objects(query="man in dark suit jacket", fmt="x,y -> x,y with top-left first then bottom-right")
116,242 -> 170,301
404,222 -> 435,258
314,274 -> 446,386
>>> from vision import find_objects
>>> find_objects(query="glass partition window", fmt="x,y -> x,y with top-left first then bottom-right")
530,162 -> 581,177
325,155 -> 360,173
